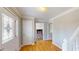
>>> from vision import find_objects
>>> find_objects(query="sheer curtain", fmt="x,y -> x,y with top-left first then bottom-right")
2,14 -> 15,44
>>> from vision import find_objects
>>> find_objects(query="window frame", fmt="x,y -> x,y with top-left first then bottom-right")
1,9 -> 16,44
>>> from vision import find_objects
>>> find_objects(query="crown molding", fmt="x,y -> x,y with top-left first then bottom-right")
49,7 -> 79,23
3,7 -> 22,18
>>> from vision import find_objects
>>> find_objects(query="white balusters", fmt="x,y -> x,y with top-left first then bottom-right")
62,38 -> 68,51
62,27 -> 79,51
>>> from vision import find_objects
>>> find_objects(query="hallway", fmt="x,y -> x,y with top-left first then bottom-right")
20,40 -> 61,51
1,7 -> 79,51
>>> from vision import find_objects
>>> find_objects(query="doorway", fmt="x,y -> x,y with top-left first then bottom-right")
36,23 -> 44,41
37,29 -> 43,40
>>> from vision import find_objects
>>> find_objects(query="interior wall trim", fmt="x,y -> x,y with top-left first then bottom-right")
49,8 -> 79,23
3,7 -> 22,18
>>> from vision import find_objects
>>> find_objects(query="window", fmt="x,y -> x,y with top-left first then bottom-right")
2,14 -> 15,44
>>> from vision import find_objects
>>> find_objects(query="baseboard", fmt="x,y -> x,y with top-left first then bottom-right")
43,39 -> 52,40
0,48 -> 4,51
52,42 -> 62,50
23,42 -> 35,45
19,42 -> 35,51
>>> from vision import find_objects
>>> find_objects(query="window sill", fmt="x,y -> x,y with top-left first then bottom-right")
2,38 -> 13,44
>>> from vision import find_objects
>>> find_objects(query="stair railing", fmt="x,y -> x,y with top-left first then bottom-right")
62,26 -> 79,51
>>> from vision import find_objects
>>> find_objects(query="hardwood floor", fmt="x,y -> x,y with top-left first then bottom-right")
20,40 -> 62,51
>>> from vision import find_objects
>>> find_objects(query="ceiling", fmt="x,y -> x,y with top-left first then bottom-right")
16,7 -> 72,21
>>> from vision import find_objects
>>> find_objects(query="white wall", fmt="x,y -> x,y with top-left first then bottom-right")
43,23 -> 51,40
16,17 -> 22,48
51,8 -> 79,49
22,17 -> 35,45
43,23 -> 48,40
0,13 -> 2,50
36,23 -> 44,29
49,23 -> 53,40
49,23 -> 53,33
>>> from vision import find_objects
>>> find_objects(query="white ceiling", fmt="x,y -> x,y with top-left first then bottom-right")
16,7 -> 72,21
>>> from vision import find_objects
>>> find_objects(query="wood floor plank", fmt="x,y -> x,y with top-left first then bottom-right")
20,40 -> 62,51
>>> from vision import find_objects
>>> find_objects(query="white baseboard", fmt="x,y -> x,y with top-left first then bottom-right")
24,42 -> 35,45
23,42 -> 35,45
52,42 -> 62,50
43,39 -> 52,40
19,42 -> 35,50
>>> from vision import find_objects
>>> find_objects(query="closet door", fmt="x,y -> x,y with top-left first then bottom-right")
23,19 -> 35,45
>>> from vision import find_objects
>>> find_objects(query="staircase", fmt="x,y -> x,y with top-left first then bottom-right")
62,26 -> 79,51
